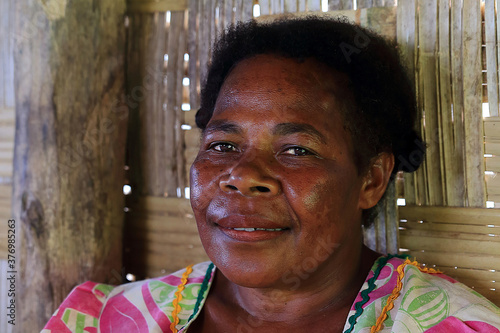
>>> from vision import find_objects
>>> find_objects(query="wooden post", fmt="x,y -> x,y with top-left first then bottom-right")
12,0 -> 127,331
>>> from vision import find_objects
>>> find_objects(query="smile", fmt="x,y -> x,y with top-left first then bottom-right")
217,225 -> 289,242
230,228 -> 285,232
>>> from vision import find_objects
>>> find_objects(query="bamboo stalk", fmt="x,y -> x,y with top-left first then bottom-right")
188,0 -> 199,110
438,0 -> 459,206
307,0 -> 321,11
497,0 -> 500,111
242,0 -> 253,20
224,0 -> 234,26
298,0 -> 306,12
127,0 -> 188,13
450,0 -> 467,206
418,0 -> 444,206
385,181 -> 398,254
260,0 -> 271,15
199,0 -> 210,88
175,12 -> 187,194
272,0 -> 283,14
399,205 -> 500,224
285,0 -> 298,13
397,0 -> 418,205
485,0 -> 499,117
400,235 -> 500,255
462,0 -> 486,206
402,221 -> 499,234
357,0 -> 372,9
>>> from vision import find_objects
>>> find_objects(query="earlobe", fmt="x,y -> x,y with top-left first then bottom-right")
358,153 -> 395,210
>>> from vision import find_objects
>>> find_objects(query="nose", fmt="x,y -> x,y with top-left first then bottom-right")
219,156 -> 280,197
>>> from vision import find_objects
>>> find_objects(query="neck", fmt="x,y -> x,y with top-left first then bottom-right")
215,245 -> 379,326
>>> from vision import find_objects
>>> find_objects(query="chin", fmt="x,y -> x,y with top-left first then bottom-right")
222,268 -> 287,290
212,253 -> 289,289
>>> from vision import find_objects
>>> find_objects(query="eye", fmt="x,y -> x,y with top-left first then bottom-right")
209,142 -> 238,152
282,146 -> 313,156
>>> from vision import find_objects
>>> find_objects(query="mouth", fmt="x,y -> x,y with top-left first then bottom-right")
228,227 -> 286,232
217,224 -> 290,242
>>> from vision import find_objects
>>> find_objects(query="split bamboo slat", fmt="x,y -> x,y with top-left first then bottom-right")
485,116 -> 500,202
485,0 -> 499,117
284,0 -> 297,13
385,181 -> 398,254
463,0 -> 486,206
450,0 -> 467,205
439,0 -> 462,207
127,0 -> 188,13
124,196 -> 208,278
166,11 -> 187,196
399,205 -> 500,306
418,0 -> 443,206
397,0 -> 418,205
260,0 -> 271,15
329,0 -> 353,11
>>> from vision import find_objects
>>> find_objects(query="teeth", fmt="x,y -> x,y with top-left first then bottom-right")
232,228 -> 284,232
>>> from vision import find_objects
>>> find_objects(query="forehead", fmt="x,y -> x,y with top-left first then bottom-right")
212,54 -> 352,130
217,55 -> 347,108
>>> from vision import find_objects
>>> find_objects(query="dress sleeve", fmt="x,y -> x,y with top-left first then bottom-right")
41,281 -> 115,333
424,316 -> 500,333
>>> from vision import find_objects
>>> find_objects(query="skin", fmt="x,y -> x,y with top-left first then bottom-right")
189,54 -> 394,332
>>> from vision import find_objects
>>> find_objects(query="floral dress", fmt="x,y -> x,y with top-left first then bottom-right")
42,255 -> 500,333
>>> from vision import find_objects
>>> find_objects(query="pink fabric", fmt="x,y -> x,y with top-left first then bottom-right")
44,281 -> 104,332
425,317 -> 500,333
99,291 -> 150,333
141,283 -> 171,329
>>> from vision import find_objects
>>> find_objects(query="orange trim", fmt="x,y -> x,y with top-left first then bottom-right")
370,259 -> 441,333
170,264 -> 194,333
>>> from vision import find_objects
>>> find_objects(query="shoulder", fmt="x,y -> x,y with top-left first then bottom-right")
42,262 -> 215,333
345,255 -> 500,333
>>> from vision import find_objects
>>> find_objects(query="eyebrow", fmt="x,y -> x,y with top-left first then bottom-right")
203,120 -> 326,144
273,123 -> 327,144
203,119 -> 242,136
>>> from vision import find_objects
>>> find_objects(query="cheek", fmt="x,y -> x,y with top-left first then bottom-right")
189,159 -> 219,212
297,170 -> 360,222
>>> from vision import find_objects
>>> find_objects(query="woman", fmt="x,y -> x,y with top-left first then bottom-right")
43,17 -> 500,333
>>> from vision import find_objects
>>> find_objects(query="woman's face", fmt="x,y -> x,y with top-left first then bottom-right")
190,55 -> 369,289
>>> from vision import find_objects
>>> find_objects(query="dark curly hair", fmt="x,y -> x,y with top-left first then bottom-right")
196,16 -> 425,222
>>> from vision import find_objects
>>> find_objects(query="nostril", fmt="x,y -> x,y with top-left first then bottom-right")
226,185 -> 238,191
255,186 -> 270,193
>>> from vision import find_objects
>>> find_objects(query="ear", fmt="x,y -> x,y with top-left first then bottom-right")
358,152 -> 395,210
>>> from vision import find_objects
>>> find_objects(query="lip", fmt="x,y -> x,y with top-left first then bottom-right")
214,215 -> 290,242
217,225 -> 288,242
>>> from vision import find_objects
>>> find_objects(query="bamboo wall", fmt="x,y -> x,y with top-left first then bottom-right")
396,0 -> 500,307
399,205 -> 500,306
397,0 -> 499,208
